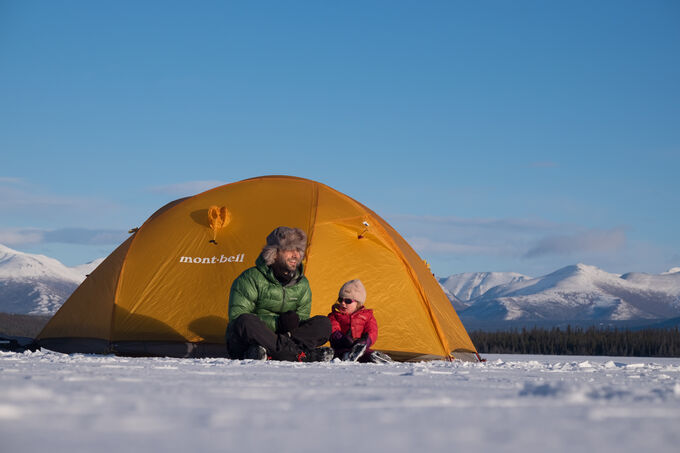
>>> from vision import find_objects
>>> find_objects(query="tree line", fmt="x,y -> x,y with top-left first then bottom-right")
0,313 -> 51,338
469,326 -> 680,357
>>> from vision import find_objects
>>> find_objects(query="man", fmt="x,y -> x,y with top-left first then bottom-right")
226,226 -> 333,362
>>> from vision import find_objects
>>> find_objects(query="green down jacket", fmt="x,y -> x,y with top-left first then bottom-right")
227,254 -> 312,333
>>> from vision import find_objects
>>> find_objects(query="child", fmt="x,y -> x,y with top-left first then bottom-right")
328,279 -> 392,363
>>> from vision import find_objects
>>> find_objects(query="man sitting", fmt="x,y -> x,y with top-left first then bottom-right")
226,226 -> 333,362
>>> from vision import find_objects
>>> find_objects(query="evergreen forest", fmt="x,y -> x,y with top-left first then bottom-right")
470,326 -> 680,357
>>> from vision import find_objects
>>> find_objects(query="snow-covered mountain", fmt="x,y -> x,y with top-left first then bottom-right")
0,244 -> 103,315
662,267 -> 680,274
440,272 -> 530,302
457,264 -> 680,328
437,282 -> 468,311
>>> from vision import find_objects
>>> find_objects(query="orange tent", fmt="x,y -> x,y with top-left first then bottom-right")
38,176 -> 478,361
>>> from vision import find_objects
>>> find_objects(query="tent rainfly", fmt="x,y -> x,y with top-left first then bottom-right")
38,176 -> 479,362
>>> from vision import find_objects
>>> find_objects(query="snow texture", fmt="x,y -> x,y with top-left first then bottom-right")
1,351 -> 679,453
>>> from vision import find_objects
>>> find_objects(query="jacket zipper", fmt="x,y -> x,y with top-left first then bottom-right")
280,287 -> 287,313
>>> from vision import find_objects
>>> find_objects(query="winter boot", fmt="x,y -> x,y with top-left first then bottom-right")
244,344 -> 268,360
369,351 -> 394,363
300,346 -> 334,362
343,342 -> 368,362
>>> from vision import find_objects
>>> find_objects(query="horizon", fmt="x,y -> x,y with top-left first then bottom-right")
2,240 -> 679,280
2,1 -> 679,277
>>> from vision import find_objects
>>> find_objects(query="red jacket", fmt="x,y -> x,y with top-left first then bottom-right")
328,305 -> 378,348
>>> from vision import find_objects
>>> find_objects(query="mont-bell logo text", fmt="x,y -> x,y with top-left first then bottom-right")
179,253 -> 245,264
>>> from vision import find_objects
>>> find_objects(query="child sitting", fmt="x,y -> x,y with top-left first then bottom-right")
327,279 -> 392,363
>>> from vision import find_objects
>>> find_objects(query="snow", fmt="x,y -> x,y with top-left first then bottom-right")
460,263 -> 680,323
438,282 -> 468,311
440,271 -> 530,301
1,351 -> 679,453
69,258 -> 105,278
0,244 -> 101,285
0,244 -> 103,314
621,270 -> 680,293
0,244 -> 88,282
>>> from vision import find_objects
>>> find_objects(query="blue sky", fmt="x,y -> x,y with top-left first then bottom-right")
1,1 -> 679,277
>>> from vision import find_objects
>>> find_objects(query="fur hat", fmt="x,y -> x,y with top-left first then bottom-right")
338,279 -> 367,305
261,226 -> 307,266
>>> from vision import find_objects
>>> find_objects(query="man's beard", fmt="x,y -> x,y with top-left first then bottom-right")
272,259 -> 297,284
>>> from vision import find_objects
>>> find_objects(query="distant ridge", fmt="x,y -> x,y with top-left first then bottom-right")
441,264 -> 680,330
0,244 -> 103,315
437,283 -> 468,311
439,271 -> 530,302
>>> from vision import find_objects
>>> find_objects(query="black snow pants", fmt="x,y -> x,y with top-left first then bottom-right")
226,313 -> 331,361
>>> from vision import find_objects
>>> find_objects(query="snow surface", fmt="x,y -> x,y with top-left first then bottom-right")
1,351 -> 679,453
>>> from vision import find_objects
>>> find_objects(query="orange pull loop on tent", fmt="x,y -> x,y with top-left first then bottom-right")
207,205 -> 231,243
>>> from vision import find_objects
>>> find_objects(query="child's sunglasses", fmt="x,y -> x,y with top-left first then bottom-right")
338,298 -> 357,304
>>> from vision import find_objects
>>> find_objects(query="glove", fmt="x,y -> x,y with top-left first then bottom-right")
355,332 -> 371,348
277,311 -> 300,335
330,331 -> 354,349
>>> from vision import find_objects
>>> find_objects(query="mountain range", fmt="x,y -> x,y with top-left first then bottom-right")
439,271 -> 530,309
1,244 -> 679,330
440,264 -> 680,330
0,244 -> 102,315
